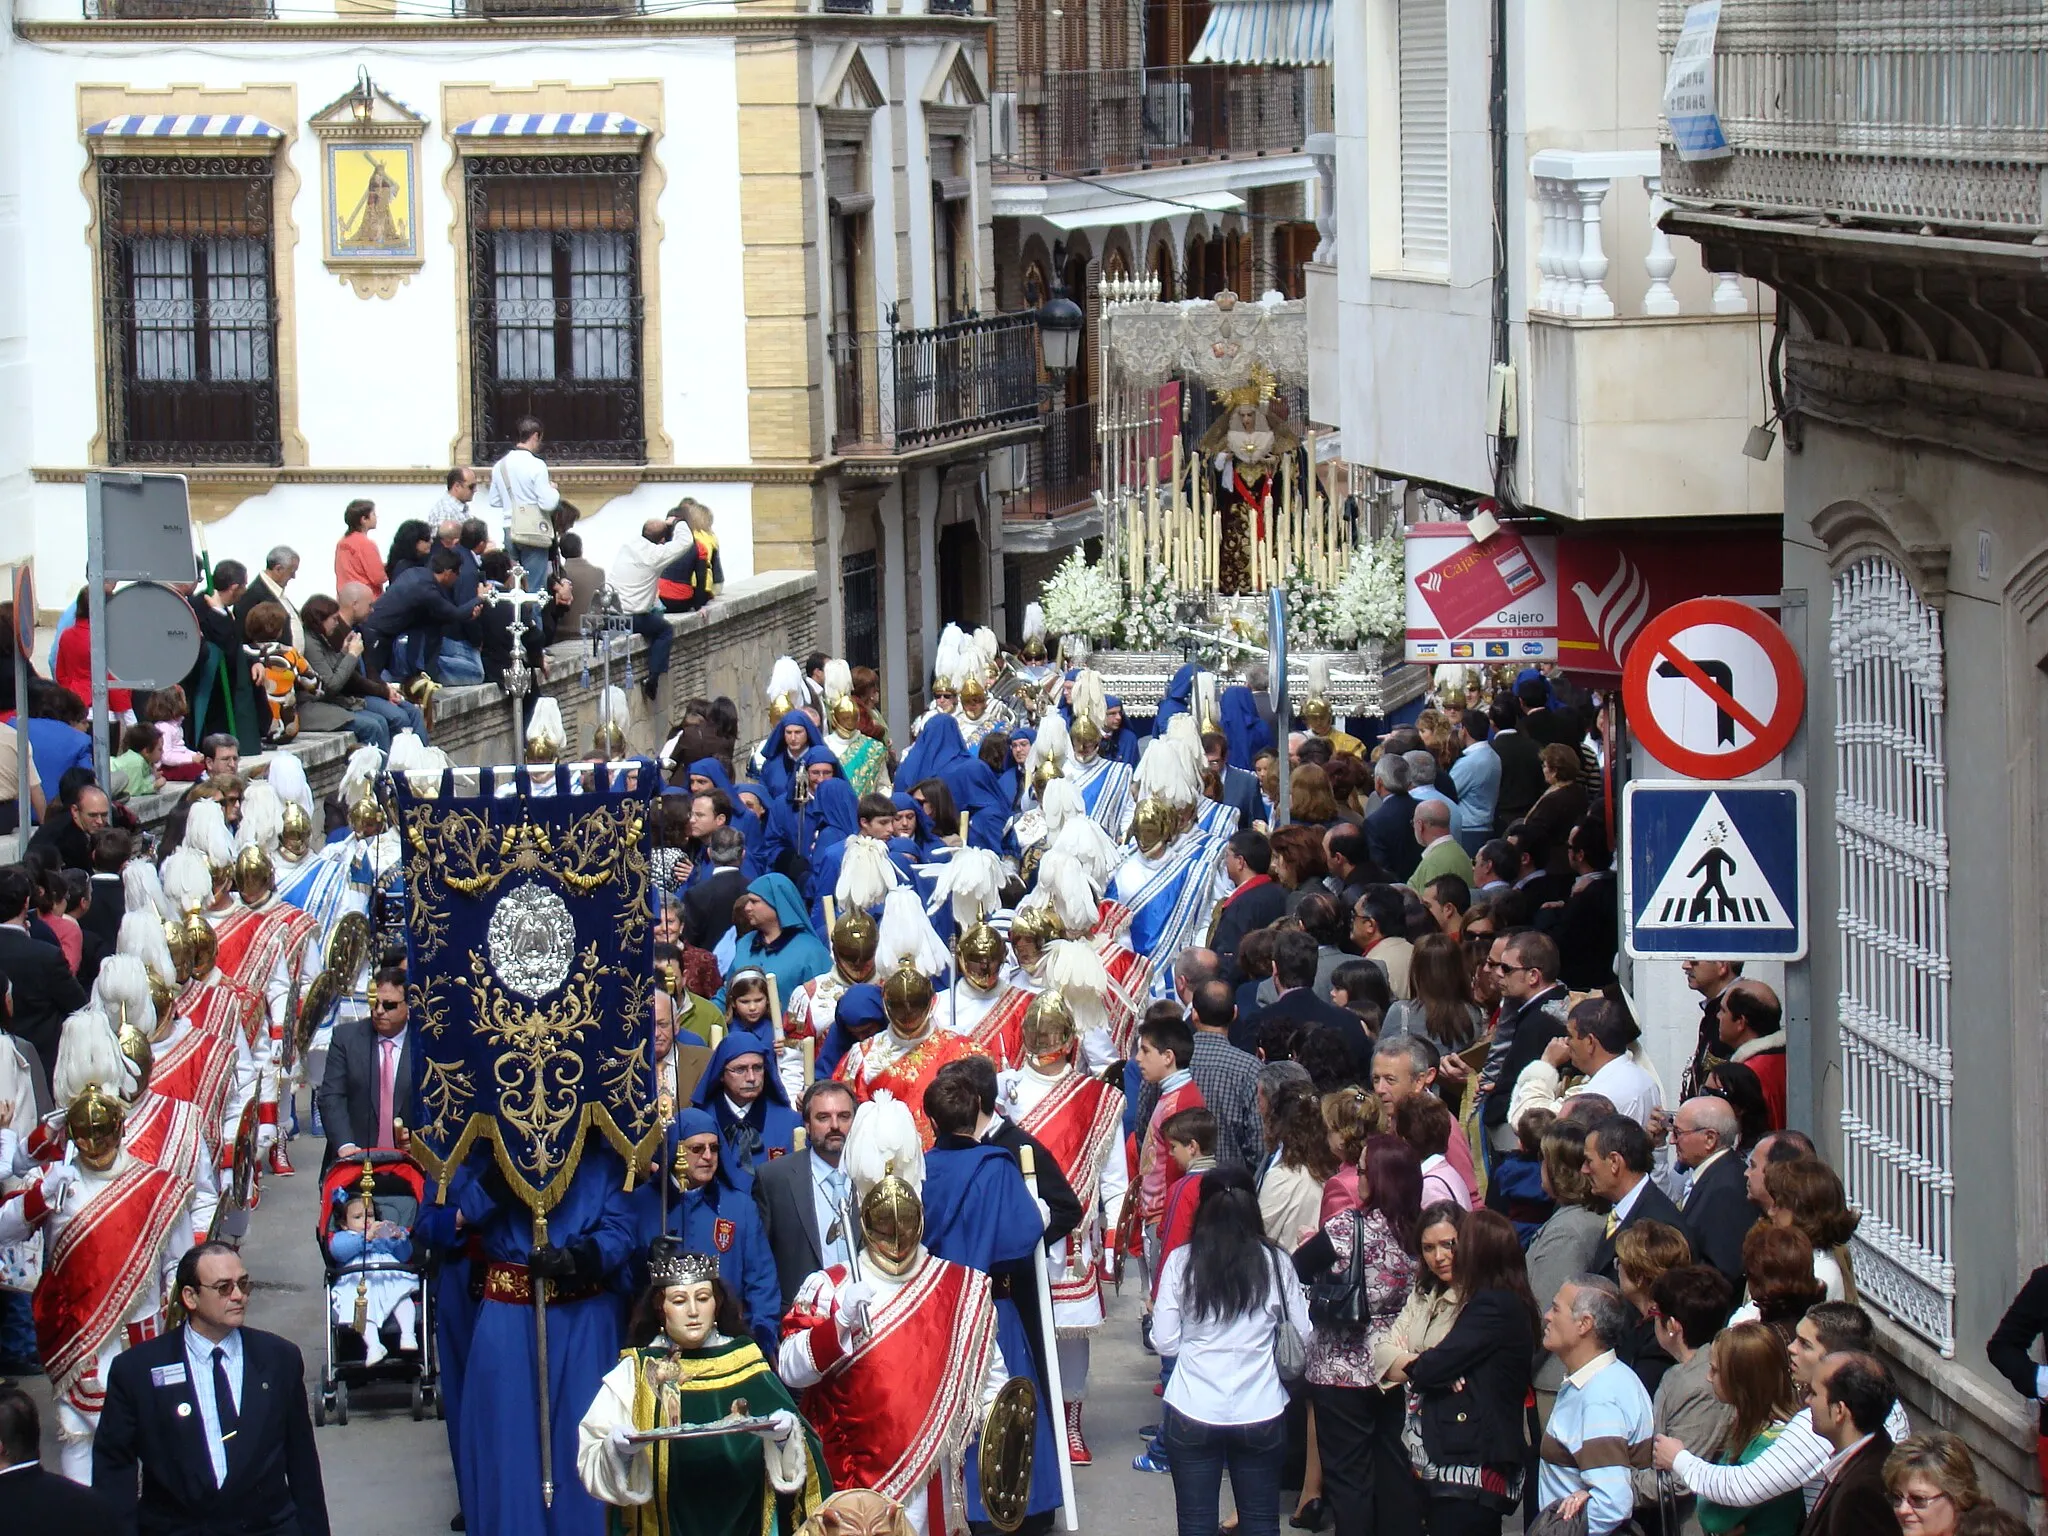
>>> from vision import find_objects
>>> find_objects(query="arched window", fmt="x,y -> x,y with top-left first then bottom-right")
1831,554 -> 1954,1356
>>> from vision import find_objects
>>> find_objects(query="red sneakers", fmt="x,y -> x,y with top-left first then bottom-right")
1064,1401 -> 1091,1466
268,1141 -> 295,1176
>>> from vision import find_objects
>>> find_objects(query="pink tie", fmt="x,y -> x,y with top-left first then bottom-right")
376,1038 -> 398,1148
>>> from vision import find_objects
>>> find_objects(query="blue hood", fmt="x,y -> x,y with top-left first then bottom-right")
745,872 -> 811,933
689,1027 -> 793,1111
1219,684 -> 1274,771
803,776 -> 861,859
759,711 -> 824,801
896,710 -> 965,792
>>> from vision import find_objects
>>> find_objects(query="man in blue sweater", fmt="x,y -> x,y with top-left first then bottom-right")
1537,1274 -> 1654,1534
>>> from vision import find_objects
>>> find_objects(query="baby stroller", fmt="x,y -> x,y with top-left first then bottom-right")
313,1150 -> 441,1426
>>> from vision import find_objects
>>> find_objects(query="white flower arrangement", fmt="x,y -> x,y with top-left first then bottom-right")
1327,531 -> 1406,645
1038,550 -> 1123,646
1119,569 -> 1180,650
1282,567 -> 1339,648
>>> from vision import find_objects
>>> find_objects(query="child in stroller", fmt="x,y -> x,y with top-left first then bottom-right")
328,1189 -> 420,1364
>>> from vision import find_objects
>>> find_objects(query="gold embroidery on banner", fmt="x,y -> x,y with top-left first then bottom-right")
418,1058 -> 476,1143
463,941 -> 605,1185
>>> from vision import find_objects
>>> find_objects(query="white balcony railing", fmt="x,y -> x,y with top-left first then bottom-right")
1529,148 -> 1743,320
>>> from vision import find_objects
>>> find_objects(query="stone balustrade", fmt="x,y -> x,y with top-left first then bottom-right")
1530,148 -> 1744,320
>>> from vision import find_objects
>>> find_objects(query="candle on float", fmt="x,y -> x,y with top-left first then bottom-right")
1146,456 -> 1160,587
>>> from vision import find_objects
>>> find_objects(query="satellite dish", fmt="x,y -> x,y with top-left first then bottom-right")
104,581 -> 203,689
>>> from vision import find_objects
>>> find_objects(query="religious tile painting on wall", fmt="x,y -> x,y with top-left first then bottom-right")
324,140 -> 419,264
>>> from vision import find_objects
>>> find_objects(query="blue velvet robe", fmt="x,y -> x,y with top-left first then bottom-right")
921,1141 -> 1064,1521
688,1028 -> 801,1193
453,1149 -> 637,1536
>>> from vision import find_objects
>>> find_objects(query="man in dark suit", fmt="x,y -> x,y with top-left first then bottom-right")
0,1385 -> 122,1531
1671,1095 -> 1760,1283
315,965 -> 413,1172
753,1079 -> 857,1309
1201,730 -> 1266,833
360,549 -> 479,683
0,864 -> 87,1071
25,781 -> 111,875
683,824 -> 749,952
1247,929 -> 1373,1078
79,828 -> 131,960
1800,1352 -> 1901,1536
1537,816 -> 1619,990
1585,1113 -> 1689,1280
1503,821 -> 1570,908
1476,930 -> 1569,1151
1488,697 -> 1545,830
1209,830 -> 1288,986
1363,754 -> 1423,880
94,1240 -> 330,1536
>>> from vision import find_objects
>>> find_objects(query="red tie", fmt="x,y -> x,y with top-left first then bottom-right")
376,1038 -> 398,1147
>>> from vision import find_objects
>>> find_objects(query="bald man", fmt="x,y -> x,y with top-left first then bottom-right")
1670,1094 -> 1759,1283
1407,797 -> 1474,894
1716,980 -> 1788,1129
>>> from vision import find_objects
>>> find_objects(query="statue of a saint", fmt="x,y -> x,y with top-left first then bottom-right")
1199,372 -> 1301,592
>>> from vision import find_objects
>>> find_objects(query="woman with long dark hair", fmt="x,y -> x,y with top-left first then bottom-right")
1152,1171 -> 1311,1536
1290,1135 -> 1423,1536
1394,1208 -> 1538,1534
1703,1060 -> 1773,1153
384,518 -> 433,580
1382,933 -> 1483,1054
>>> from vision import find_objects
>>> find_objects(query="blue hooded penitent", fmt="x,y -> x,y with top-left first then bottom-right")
1102,695 -> 1146,764
689,1027 -> 799,1193
1219,683 -> 1274,770
687,756 -> 766,879
894,708 -> 963,793
818,983 -> 886,1078
757,709 -> 824,805
630,1104 -> 783,1354
721,874 -> 830,1016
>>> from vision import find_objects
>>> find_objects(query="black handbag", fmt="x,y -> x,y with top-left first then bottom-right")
1307,1216 -> 1367,1326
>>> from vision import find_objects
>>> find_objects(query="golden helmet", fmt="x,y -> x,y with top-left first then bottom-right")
182,911 -> 218,978
280,801 -> 314,860
1132,797 -> 1177,857
347,790 -> 387,839
593,718 -> 630,760
959,675 -> 988,714
859,1163 -> 924,1275
233,844 -> 276,906
1020,992 -> 1077,1062
1007,904 -> 1060,957
526,730 -> 563,765
116,1014 -> 156,1098
164,914 -> 197,983
769,691 -> 798,721
147,967 -> 177,1022
958,920 -> 1006,986
1302,694 -> 1335,731
881,957 -> 935,1034
66,1083 -> 127,1170
828,694 -> 860,737
831,907 -> 881,976
1030,755 -> 1066,797
1068,715 -> 1103,753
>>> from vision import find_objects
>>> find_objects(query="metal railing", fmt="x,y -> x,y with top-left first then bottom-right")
88,0 -> 273,14
461,0 -> 635,14
1657,0 -> 2048,235
831,312 -> 1043,455
995,64 -> 1316,176
1002,401 -> 1096,519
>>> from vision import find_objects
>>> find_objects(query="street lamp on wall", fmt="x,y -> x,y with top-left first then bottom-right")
349,66 -> 377,126
1035,269 -> 1085,381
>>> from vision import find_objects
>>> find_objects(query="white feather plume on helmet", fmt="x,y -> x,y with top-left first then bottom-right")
823,658 -> 854,707
971,627 -> 1000,674
265,752 -> 315,824
1134,727 -> 1203,811
405,746 -> 452,796
526,696 -> 566,753
183,800 -> 236,871
94,955 -> 153,1042
160,848 -> 214,915
1042,938 -> 1110,1042
1037,847 -> 1101,935
927,845 -> 1005,930
1022,602 -> 1047,648
1025,714 -> 1071,790
118,909 -> 178,991
386,731 -> 426,776
1039,777 -> 1083,837
339,744 -> 385,807
236,782 -> 285,855
1070,669 -> 1108,734
766,656 -> 806,715
933,624 -> 971,692
1051,811 -> 1122,891
53,1003 -> 127,1106
843,1091 -> 924,1202
123,860 -> 170,920
876,886 -> 950,976
835,836 -> 902,915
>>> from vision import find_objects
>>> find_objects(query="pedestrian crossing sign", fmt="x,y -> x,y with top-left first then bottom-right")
1622,780 -> 1806,960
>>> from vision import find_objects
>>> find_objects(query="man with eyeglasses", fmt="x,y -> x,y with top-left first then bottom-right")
95,1240 -> 330,1533
316,965 -> 413,1172
25,781 -> 111,875
1667,1094 -> 1758,1283
1474,929 -> 1569,1157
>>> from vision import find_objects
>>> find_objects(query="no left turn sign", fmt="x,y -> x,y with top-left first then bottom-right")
1620,597 -> 1803,779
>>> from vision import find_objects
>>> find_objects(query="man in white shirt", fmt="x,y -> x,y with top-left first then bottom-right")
607,519 -> 682,702
483,416 -> 561,595
1562,996 -> 1660,1127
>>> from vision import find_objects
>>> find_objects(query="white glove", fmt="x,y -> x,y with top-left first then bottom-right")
836,1279 -> 878,1343
764,1409 -> 800,1444
1033,1196 -> 1052,1235
994,1070 -> 1023,1118
40,1162 -> 79,1211
0,1128 -> 17,1176
255,1123 -> 278,1155
606,1424 -> 644,1461
1213,451 -> 1234,474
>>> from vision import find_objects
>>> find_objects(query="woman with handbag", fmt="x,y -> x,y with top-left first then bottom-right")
1289,1135 -> 1423,1536
1392,1208 -> 1539,1536
1152,1171 -> 1313,1536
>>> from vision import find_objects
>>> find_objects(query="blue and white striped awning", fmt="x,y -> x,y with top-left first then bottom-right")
87,114 -> 285,140
1189,0 -> 1331,66
453,112 -> 649,138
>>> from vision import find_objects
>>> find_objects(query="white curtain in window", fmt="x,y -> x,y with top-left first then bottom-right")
493,230 -> 556,382
130,239 -> 195,382
568,232 -> 632,381
203,237 -> 270,383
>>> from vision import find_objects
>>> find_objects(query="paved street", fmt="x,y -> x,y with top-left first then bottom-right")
23,1112 -> 1202,1536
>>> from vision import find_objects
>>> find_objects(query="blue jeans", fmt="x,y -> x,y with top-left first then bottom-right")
630,609 -> 673,694
1163,1405 -> 1286,1536
435,639 -> 486,685
346,694 -> 429,751
383,631 -> 431,683
515,544 -> 553,595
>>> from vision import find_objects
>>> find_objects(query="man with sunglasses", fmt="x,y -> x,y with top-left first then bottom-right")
316,965 -> 413,1173
95,1240 -> 330,1534
1473,930 -> 1569,1158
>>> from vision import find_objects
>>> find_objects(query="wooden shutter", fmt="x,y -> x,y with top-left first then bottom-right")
826,142 -> 873,216
1397,0 -> 1449,274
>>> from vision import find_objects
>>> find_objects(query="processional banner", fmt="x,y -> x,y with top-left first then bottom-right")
393,764 -> 659,1210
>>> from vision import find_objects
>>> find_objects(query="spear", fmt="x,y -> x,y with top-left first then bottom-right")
533,1206 -> 555,1508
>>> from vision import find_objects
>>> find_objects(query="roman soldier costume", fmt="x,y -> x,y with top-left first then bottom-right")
212,839 -> 320,1176
783,907 -> 881,1101
838,961 -> 989,1148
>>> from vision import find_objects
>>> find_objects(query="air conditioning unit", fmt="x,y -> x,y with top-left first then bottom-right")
1144,81 -> 1192,148
992,92 -> 1019,160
